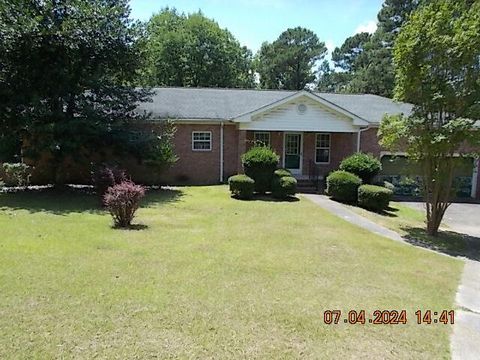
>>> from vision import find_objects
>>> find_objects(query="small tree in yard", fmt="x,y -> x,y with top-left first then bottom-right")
379,0 -> 480,236
104,181 -> 145,228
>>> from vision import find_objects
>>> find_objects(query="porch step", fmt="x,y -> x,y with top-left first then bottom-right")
296,179 -> 321,194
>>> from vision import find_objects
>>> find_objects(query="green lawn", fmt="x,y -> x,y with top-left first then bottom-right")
348,201 -> 468,255
0,186 -> 462,359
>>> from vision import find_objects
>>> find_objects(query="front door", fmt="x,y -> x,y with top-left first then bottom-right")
284,133 -> 302,175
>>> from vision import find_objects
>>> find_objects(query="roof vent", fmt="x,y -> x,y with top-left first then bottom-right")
297,103 -> 307,114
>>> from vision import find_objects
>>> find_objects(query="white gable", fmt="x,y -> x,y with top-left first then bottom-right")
236,95 -> 363,132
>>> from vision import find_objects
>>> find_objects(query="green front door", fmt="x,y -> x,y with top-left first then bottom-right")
284,133 -> 302,174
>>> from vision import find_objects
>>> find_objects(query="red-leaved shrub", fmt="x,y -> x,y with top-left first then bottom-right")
103,181 -> 145,228
92,164 -> 127,196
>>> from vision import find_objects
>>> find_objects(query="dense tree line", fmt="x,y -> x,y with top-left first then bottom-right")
0,0 -> 176,184
318,0 -> 423,96
140,8 -> 255,88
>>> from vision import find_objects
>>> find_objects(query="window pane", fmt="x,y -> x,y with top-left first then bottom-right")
254,132 -> 270,146
316,149 -> 330,163
315,133 -> 330,163
192,132 -> 211,150
193,132 -> 211,141
316,134 -> 330,148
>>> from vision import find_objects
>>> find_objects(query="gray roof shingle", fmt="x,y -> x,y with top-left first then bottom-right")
137,87 -> 413,124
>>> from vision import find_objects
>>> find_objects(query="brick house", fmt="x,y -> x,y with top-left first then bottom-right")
136,87 -> 480,199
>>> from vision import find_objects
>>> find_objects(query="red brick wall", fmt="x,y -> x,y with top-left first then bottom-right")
359,127 -> 382,157
303,132 -> 357,177
160,123 -> 222,185
223,124 -> 238,179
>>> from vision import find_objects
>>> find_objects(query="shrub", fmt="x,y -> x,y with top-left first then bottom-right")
339,153 -> 382,184
104,181 -> 145,228
326,170 -> 362,203
272,175 -> 297,199
358,184 -> 393,212
372,179 -> 396,193
228,174 -> 255,200
92,164 -> 127,196
2,162 -> 32,187
241,146 -> 279,193
273,168 -> 292,178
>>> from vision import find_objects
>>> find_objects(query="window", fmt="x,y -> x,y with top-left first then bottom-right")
192,131 -> 212,151
315,133 -> 330,164
254,132 -> 270,147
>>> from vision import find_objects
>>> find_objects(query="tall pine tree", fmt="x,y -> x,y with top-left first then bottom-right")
320,0 -> 422,96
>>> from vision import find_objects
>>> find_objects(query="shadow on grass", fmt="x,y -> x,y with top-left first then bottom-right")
401,226 -> 480,261
142,188 -> 184,207
372,206 -> 400,217
112,224 -> 149,231
230,194 -> 300,202
0,186 -> 184,215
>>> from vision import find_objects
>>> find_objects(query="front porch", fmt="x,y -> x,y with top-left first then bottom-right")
243,130 -> 358,180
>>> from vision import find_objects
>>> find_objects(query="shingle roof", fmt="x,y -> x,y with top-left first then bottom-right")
137,87 -> 413,124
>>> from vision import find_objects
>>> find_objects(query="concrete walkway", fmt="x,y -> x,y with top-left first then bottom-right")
302,194 -> 480,360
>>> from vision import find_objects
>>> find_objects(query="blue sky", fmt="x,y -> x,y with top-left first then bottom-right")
129,0 -> 383,57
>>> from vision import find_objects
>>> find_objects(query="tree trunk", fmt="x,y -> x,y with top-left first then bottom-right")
423,155 -> 454,237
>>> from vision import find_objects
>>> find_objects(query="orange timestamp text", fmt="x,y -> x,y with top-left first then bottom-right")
323,310 -> 454,325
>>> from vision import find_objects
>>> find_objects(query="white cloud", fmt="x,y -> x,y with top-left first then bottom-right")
354,20 -> 377,34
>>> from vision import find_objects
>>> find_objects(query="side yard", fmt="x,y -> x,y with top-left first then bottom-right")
347,201 -> 480,260
0,186 -> 463,358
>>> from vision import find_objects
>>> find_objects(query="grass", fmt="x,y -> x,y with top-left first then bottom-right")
348,201 -> 470,256
0,186 -> 462,359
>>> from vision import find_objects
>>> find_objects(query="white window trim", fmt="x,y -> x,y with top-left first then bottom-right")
254,131 -> 271,146
192,131 -> 212,152
315,133 -> 331,164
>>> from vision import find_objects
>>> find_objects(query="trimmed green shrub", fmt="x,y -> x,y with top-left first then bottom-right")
104,181 -> 145,228
228,174 -> 255,200
2,162 -> 32,187
272,175 -> 297,199
373,179 -> 396,193
241,146 -> 279,193
339,153 -> 381,184
358,184 -> 393,212
326,170 -> 362,203
273,168 -> 292,178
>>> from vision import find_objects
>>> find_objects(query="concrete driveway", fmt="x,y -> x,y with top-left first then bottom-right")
402,202 -> 480,238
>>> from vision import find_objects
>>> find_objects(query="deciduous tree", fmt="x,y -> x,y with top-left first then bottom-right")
142,9 -> 254,88
0,0 -> 176,184
379,0 -> 480,236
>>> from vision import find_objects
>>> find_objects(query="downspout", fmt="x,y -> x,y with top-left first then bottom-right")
220,122 -> 224,183
471,158 -> 479,199
357,126 -> 369,152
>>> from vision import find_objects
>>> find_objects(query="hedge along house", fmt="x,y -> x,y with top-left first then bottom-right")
137,87 -> 480,199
